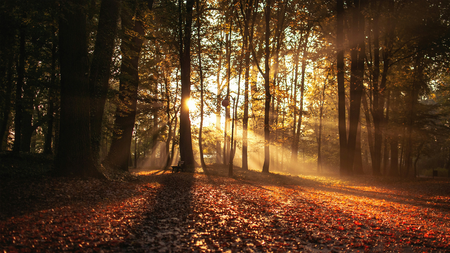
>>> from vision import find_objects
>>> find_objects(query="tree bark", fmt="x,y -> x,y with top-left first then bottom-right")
104,0 -> 147,171
346,0 -> 365,175
291,40 -> 300,161
337,0 -> 348,176
445,148 -> 450,178
55,0 -> 103,178
196,0 -> 206,169
372,10 -> 383,176
0,56 -> 13,149
19,76 -> 34,152
362,92 -> 374,168
262,0 -> 271,173
224,28 -> 231,165
89,0 -> 121,161
179,0 -> 196,171
215,32 -> 223,164
13,24 -> 26,153
241,0 -> 256,170
44,33 -> 57,155
390,134 -> 399,177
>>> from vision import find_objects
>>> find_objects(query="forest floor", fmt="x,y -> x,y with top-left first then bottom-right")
1,156 -> 450,252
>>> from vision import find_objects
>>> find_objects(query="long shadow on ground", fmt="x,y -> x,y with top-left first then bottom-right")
203,164 -> 450,213
122,172 -> 195,252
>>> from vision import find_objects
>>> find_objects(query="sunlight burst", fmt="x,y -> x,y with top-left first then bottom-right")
187,98 -> 196,112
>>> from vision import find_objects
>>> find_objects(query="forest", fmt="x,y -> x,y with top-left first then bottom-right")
0,0 -> 450,178
1,0 -> 450,251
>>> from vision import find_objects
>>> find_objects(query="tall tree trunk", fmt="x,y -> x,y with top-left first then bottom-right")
295,29 -> 310,165
19,76 -> 34,152
383,90 -> 391,175
229,55 -> 242,176
241,2 -> 250,170
291,40 -> 300,161
372,10 -> 383,176
224,28 -> 231,165
362,92 -> 374,168
89,0 -> 121,161
337,0 -> 348,176
262,0 -> 271,173
164,73 -> 172,168
215,33 -> 223,165
168,74 -> 180,167
0,56 -> 13,149
104,1 -> 146,171
179,0 -> 196,171
317,79 -> 326,173
196,0 -> 206,169
353,121 -> 364,174
44,34 -> 57,155
389,135 -> 399,176
241,0 -> 256,170
346,0 -> 365,175
56,0 -> 103,178
13,24 -> 26,153
404,52 -> 423,177
445,148 -> 450,178
381,0 -> 394,175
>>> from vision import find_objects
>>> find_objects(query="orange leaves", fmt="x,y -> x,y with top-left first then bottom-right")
1,172 -> 450,252
354,221 -> 362,226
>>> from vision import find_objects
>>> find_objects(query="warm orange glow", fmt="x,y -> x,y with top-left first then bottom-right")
187,98 -> 196,112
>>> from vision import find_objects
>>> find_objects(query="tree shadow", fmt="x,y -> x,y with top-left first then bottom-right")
0,166 -> 164,221
123,172 -> 195,251
203,164 -> 450,213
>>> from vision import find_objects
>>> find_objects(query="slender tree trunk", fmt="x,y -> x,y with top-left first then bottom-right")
44,97 -> 55,154
44,34 -> 57,155
165,74 -> 172,168
13,25 -> 26,153
291,40 -> 300,161
20,77 -> 34,152
224,29 -> 231,165
196,0 -> 206,169
362,92 -> 374,167
382,0 -> 394,175
296,30 -> 310,163
445,148 -> 450,178
89,0 -> 121,161
372,10 -> 383,176
56,0 -> 103,178
0,57 -> 13,149
337,0 -> 348,176
413,142 -> 424,177
241,0 -> 256,170
404,55 -> 422,177
262,0 -> 271,173
317,80 -> 326,173
383,90 -> 391,175
241,3 -> 250,170
353,121 -> 364,174
389,134 -> 399,177
168,75 -> 180,167
215,33 -> 223,164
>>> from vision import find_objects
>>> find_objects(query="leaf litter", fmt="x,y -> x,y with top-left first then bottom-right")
1,166 -> 449,252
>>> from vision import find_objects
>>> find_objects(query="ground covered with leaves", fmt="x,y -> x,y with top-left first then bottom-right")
1,161 -> 450,252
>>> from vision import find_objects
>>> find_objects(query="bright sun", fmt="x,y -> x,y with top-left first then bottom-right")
187,98 -> 196,111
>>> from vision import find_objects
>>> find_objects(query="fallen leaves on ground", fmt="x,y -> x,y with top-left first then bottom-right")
1,167 -> 450,252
